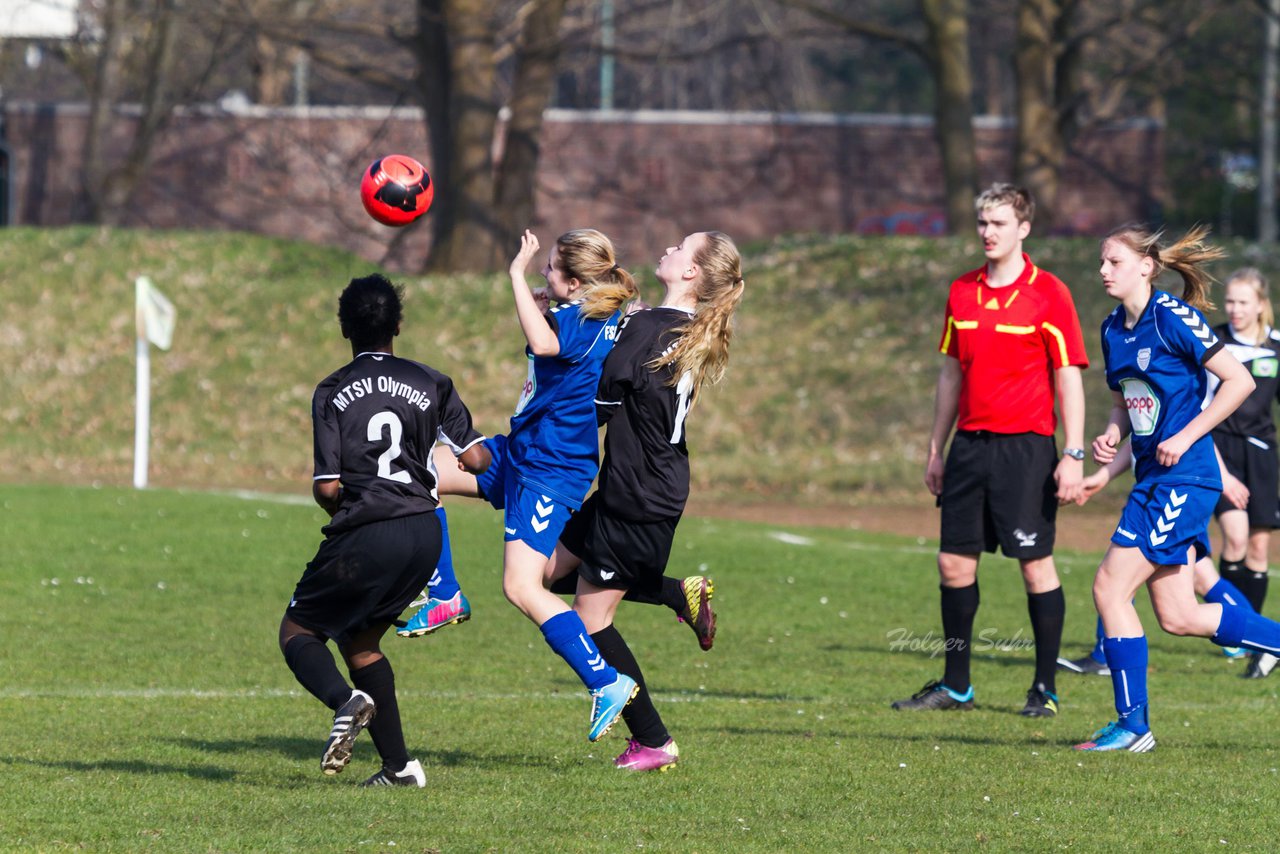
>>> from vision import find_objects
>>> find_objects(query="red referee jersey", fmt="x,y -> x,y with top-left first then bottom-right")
938,253 -> 1088,436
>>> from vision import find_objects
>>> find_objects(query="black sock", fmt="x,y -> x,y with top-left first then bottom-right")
350,657 -> 409,771
1220,557 -> 1249,598
590,625 -> 669,747
283,635 -> 352,710
1027,586 -> 1065,694
940,582 -> 979,693
1244,570 -> 1270,614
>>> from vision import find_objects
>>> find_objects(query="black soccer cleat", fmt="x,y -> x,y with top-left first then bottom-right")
1020,683 -> 1059,717
890,679 -> 974,711
361,759 -> 426,788
1244,652 -> 1278,679
321,690 -> 376,775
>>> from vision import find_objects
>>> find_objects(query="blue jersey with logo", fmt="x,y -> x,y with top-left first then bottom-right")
505,300 -> 621,508
1101,291 -> 1224,488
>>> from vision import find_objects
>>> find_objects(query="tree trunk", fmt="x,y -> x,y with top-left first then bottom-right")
417,0 -> 501,273
1261,0 -> 1279,244
1013,0 -> 1065,232
80,0 -> 127,222
493,0 -> 567,255
921,0 -> 977,235
100,0 -> 184,224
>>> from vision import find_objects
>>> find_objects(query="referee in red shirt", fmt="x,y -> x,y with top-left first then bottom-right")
892,183 -> 1088,717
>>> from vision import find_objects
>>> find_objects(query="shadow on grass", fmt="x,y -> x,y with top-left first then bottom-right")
3,755 -> 237,781
172,736 -> 565,770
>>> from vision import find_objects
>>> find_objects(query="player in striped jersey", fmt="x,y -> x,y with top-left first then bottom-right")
400,229 -> 642,741
547,231 -> 745,771
1209,269 -> 1280,676
1076,224 -> 1280,752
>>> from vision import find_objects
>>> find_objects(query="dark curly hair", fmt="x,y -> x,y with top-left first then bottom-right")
338,274 -> 403,349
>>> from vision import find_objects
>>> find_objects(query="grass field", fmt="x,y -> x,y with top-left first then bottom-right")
4,484 -> 1279,852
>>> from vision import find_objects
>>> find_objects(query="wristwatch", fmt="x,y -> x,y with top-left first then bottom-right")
1063,448 -> 1086,461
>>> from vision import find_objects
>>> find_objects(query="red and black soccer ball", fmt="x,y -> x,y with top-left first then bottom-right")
360,154 -> 434,227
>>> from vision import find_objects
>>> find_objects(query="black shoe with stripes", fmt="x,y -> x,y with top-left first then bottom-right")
321,690 -> 375,775
361,759 -> 426,788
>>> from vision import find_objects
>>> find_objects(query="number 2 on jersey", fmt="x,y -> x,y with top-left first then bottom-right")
368,411 -> 412,483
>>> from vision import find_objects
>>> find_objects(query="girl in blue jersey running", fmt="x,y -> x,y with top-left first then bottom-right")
403,228 -> 642,741
1076,223 -> 1280,753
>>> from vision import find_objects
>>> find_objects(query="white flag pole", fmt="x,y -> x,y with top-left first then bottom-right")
134,333 -> 151,489
133,276 -> 175,489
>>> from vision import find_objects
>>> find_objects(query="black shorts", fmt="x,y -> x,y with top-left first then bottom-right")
286,512 -> 442,643
1213,432 -> 1280,529
939,431 -> 1057,559
559,493 -> 679,593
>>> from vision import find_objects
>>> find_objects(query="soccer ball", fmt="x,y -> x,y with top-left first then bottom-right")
360,154 -> 434,227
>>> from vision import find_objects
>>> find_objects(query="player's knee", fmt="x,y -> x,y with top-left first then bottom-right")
1154,608 -> 1198,637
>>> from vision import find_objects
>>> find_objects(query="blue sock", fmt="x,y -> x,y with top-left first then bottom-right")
1102,636 -> 1149,734
1204,578 -> 1255,615
1213,603 -> 1280,655
428,506 -> 460,600
539,611 -> 617,691
1090,617 -> 1105,664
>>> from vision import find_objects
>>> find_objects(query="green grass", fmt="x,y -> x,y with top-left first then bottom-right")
3,484 -> 1279,852
11,226 -> 1280,506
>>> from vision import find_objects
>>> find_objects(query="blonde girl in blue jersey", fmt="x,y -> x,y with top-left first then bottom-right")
1076,223 -> 1280,752
402,228 -> 642,741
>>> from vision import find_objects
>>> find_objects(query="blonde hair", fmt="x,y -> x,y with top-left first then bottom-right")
555,229 -> 637,320
649,231 -> 745,400
975,182 -> 1035,224
1224,267 -> 1274,332
1104,223 -> 1225,312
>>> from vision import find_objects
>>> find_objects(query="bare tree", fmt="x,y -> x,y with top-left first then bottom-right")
784,0 -> 978,234
1013,0 -> 1223,229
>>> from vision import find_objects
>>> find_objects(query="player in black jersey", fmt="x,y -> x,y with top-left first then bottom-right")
548,231 -> 746,771
1211,269 -> 1280,677
278,274 -> 490,787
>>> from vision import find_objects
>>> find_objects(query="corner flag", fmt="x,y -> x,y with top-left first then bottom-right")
134,276 -> 176,488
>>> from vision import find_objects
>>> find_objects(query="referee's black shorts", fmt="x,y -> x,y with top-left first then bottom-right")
560,492 -> 679,594
286,511 -> 442,644
939,430 -> 1057,560
1213,431 -> 1280,529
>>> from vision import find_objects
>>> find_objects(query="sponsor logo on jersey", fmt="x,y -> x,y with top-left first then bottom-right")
1254,357 -> 1279,378
514,354 -> 537,416
1120,377 -> 1160,436
1137,347 -> 1151,371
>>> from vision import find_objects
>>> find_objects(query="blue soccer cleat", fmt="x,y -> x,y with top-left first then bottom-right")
587,674 -> 638,742
1074,721 -> 1156,753
397,591 -> 471,638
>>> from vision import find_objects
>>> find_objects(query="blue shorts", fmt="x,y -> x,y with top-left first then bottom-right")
475,434 -> 573,557
1111,481 -> 1217,566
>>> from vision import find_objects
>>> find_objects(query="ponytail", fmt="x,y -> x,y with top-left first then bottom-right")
1105,223 -> 1225,312
649,231 -> 745,401
554,229 -> 638,320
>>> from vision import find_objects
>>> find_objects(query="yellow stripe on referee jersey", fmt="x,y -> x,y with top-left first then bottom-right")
995,324 -> 1035,334
1042,321 -> 1070,365
939,318 -> 978,352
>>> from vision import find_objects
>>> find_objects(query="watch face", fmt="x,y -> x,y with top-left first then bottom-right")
1064,449 -> 1085,460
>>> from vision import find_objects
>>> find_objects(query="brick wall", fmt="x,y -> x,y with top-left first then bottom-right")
2,103 -> 1164,271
